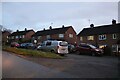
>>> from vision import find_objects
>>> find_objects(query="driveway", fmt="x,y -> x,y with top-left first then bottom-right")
2,51 -> 78,78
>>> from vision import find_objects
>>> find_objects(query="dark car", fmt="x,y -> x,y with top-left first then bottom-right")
11,42 -> 20,47
19,43 -> 36,49
75,43 -> 103,56
68,44 -> 76,53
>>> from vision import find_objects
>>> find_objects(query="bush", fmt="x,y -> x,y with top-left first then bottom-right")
103,46 -> 112,56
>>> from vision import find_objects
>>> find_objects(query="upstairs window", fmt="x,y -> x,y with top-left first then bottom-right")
80,37 -> 83,41
46,35 -> 50,39
16,36 -> 18,39
12,36 -> 15,39
59,34 -> 64,38
69,34 -> 73,38
99,34 -> 106,40
38,36 -> 41,39
20,35 -> 22,38
87,36 -> 94,40
113,34 -> 117,39
22,35 -> 25,38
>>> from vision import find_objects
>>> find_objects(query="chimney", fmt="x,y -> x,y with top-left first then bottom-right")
112,19 -> 116,25
49,26 -> 52,30
17,30 -> 19,32
62,25 -> 65,28
43,28 -> 45,31
90,24 -> 94,28
25,28 -> 27,31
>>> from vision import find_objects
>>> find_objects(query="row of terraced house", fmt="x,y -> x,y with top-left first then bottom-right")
2,20 -> 120,54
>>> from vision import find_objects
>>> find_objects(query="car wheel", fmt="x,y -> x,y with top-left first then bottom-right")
51,50 -> 55,53
60,54 -> 65,56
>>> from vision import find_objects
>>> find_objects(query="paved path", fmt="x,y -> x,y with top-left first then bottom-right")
2,51 -> 78,78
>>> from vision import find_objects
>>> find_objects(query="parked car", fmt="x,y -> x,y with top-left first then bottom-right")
75,43 -> 104,56
19,43 -> 36,49
37,40 -> 68,56
11,42 -> 20,47
68,44 -> 76,53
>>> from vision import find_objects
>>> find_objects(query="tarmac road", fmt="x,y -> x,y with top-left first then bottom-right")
2,51 -> 78,78
2,51 -> 120,78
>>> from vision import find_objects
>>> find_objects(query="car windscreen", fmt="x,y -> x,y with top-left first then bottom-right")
89,44 -> 97,49
59,42 -> 68,46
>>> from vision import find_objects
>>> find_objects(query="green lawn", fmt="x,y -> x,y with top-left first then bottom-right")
2,46 -> 63,59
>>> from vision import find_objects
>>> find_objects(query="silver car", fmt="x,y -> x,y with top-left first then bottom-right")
37,40 -> 68,55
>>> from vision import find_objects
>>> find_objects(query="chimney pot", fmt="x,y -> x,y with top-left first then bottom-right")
49,26 -> 52,30
112,19 -> 116,24
17,30 -> 19,32
62,25 -> 65,28
25,28 -> 27,31
43,28 -> 45,31
90,24 -> 94,28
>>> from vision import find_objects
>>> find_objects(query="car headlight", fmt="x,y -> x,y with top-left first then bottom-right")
95,49 -> 99,51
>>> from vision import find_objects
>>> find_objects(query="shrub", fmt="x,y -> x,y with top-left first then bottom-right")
103,46 -> 112,56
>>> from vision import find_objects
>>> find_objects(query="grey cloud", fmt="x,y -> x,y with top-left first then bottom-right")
2,2 -> 118,33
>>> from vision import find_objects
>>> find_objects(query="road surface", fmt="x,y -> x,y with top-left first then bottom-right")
2,51 -> 119,78
2,51 -> 78,78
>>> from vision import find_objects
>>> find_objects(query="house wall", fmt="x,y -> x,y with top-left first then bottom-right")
36,35 -> 45,43
51,34 -> 59,39
64,27 -> 77,45
8,30 -> 35,43
78,33 -> 120,48
97,33 -> 119,47
35,27 -> 78,45
25,31 -> 35,41
2,32 -> 11,44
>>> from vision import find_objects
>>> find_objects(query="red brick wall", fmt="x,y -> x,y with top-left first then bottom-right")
78,33 -> 119,48
64,27 -> 78,45
2,32 -> 11,43
36,27 -> 78,45
25,31 -> 35,41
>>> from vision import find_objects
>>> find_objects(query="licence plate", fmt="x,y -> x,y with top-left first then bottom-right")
61,49 -> 65,50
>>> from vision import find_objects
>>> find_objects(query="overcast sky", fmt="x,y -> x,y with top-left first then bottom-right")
1,2 -> 118,34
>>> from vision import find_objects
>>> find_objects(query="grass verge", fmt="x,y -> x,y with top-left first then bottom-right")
2,46 -> 63,59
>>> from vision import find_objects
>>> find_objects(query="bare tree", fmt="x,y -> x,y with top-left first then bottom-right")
0,25 -> 12,33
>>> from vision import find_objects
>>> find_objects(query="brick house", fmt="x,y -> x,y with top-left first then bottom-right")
32,26 -> 77,45
77,20 -> 120,50
2,31 -> 11,45
8,28 -> 35,43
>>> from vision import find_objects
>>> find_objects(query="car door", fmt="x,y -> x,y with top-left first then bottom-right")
45,41 -> 52,51
81,45 -> 91,54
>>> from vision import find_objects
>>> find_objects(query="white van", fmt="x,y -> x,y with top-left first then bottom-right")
37,40 -> 68,55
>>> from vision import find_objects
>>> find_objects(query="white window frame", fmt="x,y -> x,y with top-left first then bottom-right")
69,34 -> 73,38
59,34 -> 64,38
46,35 -> 50,39
12,36 -> 14,39
80,37 -> 83,41
22,35 -> 25,38
38,36 -> 41,39
99,34 -> 106,40
20,35 -> 22,38
16,36 -> 18,39
112,34 -> 117,39
87,36 -> 94,40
